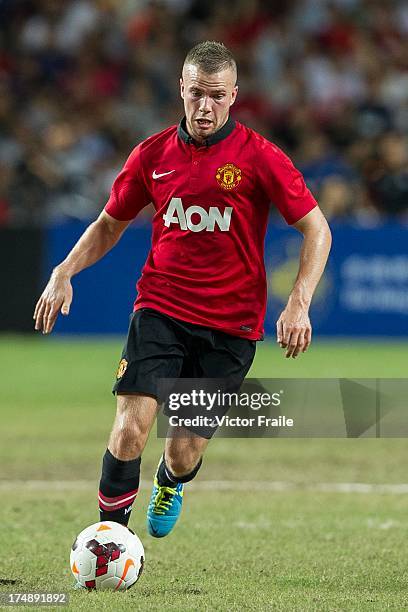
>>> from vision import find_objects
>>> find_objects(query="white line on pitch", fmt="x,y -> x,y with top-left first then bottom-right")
1,480 -> 408,494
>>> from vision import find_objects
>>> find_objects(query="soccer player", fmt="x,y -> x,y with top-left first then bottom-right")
34,41 -> 331,538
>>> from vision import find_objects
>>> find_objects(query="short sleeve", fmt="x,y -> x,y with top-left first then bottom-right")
105,145 -> 150,221
257,140 -> 317,224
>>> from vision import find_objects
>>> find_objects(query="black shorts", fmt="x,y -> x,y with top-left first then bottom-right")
113,308 -> 256,436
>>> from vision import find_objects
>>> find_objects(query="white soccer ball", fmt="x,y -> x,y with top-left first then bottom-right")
70,521 -> 144,591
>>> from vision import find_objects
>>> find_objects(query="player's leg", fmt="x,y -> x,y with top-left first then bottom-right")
97,308 -> 186,526
147,428 -> 208,537
99,393 -> 158,525
147,326 -> 256,538
161,327 -> 256,485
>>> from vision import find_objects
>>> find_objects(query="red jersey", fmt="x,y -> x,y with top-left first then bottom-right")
105,117 -> 317,340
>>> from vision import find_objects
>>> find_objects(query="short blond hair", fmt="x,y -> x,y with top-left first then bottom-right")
184,41 -> 237,76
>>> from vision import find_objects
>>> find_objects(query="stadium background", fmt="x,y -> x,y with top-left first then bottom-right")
1,0 -> 408,609
1,0 -> 407,335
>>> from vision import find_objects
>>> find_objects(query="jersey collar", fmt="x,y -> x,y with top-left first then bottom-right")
177,116 -> 235,146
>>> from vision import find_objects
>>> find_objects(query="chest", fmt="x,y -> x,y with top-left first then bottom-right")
145,144 -> 258,211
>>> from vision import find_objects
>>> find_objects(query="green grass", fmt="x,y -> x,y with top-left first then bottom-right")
3,489 -> 408,610
1,336 -> 408,610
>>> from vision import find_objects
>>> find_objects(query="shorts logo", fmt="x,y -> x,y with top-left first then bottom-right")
216,163 -> 242,190
116,358 -> 128,379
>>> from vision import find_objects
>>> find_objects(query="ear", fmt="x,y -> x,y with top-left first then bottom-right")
180,77 -> 184,100
230,85 -> 238,107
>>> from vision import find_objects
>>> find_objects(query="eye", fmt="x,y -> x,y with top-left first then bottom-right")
213,94 -> 225,100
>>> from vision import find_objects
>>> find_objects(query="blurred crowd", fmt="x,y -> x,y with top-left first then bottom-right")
0,0 -> 407,226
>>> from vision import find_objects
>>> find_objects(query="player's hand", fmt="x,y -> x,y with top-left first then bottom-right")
33,268 -> 73,334
276,305 -> 312,358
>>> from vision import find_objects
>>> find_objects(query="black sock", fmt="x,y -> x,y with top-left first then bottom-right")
157,456 -> 202,486
98,449 -> 141,526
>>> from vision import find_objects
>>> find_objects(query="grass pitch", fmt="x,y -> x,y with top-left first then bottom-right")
1,336 -> 408,610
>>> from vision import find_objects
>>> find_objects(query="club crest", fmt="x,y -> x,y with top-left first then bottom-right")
116,358 -> 128,379
216,163 -> 242,190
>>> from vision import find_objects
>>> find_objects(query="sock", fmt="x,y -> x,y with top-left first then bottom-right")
157,455 -> 202,487
98,449 -> 141,526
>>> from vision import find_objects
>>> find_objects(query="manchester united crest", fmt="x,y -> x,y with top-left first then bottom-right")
116,358 -> 128,379
216,163 -> 242,190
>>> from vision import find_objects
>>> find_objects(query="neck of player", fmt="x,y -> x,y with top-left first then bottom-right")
186,115 -> 229,145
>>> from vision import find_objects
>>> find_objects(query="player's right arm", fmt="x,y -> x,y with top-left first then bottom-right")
33,211 -> 132,334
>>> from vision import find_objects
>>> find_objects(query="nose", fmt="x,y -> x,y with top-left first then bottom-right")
199,95 -> 211,114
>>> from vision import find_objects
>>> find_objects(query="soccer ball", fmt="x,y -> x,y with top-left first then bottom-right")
70,521 -> 144,591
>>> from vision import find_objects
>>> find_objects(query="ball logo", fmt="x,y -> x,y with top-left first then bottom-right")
116,558 -> 137,591
216,163 -> 242,190
163,197 -> 232,232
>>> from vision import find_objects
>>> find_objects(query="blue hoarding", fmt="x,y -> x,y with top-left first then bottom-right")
45,221 -> 408,337
264,222 -> 408,337
46,220 -> 150,335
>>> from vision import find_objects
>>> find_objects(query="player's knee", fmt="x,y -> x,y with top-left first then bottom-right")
110,394 -> 156,459
110,417 -> 149,458
109,435 -> 140,460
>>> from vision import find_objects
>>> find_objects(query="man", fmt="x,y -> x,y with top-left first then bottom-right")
34,41 -> 331,538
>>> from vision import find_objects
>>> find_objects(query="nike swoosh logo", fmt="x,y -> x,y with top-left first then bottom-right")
152,169 -> 175,179
149,521 -> 159,536
115,558 -> 136,590
149,520 -> 165,538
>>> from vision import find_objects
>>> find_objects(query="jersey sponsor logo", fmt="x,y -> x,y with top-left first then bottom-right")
163,197 -> 232,232
152,169 -> 175,179
116,358 -> 128,379
216,163 -> 242,190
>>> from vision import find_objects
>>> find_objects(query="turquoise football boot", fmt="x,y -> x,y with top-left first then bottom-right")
147,471 -> 184,538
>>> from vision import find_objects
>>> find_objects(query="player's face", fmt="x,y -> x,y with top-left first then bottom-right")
180,64 -> 238,143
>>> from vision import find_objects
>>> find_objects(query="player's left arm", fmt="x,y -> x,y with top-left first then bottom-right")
276,206 -> 332,358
